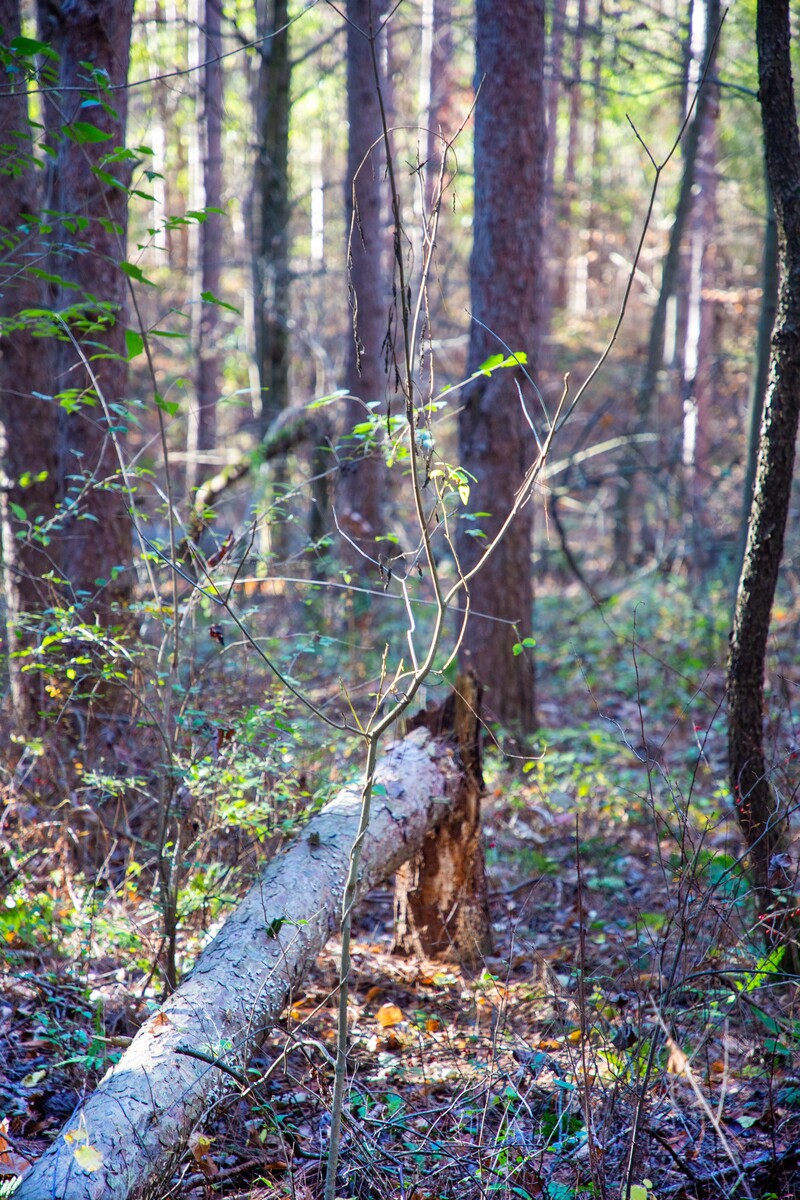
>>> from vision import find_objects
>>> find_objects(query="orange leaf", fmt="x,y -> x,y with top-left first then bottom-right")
376,1003 -> 404,1028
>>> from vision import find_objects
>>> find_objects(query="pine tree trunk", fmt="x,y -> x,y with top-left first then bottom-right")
37,0 -> 134,611
187,0 -> 224,495
455,0 -> 545,738
338,0 -> 388,556
0,0 -> 60,730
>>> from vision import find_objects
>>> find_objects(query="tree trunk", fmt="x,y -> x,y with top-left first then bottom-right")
681,8 -> 720,579
0,0 -> 60,729
394,673 -> 491,960
727,0 -> 800,965
555,0 -> 586,312
186,0 -> 224,495
16,726 -> 463,1200
252,0 -> 291,437
37,0 -> 134,611
338,0 -> 387,556
455,0 -> 545,738
735,171 -> 778,595
542,0 -> 567,322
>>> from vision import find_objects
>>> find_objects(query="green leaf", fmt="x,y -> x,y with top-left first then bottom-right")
119,261 -> 155,287
307,389 -> 348,409
125,328 -> 144,360
10,35 -> 58,59
200,289 -> 240,314
475,350 -> 528,376
10,502 -> 27,522
737,945 -> 785,993
154,393 -> 179,417
66,121 -> 112,144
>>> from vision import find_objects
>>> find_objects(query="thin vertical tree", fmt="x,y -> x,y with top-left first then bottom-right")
252,0 -> 291,438
727,0 -> 800,966
187,0 -> 224,496
456,0 -> 545,737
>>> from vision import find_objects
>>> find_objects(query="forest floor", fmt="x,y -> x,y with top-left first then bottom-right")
3,574 -> 800,1200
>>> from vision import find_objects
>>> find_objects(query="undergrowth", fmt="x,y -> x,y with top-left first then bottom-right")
2,571 -> 800,1199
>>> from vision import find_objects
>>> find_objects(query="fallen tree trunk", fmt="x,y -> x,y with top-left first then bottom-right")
17,726 -> 460,1200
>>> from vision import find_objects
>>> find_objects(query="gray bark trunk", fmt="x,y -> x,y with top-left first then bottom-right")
16,727 -> 461,1200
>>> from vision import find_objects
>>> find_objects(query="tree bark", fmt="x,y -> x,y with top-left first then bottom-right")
186,0 -> 224,495
727,0 -> 800,963
394,672 -> 491,960
338,0 -> 388,556
681,8 -> 720,578
456,0 -> 545,738
252,0 -> 291,437
0,1 -> 61,729
16,726 -> 462,1200
735,170 -> 778,595
37,0 -> 134,611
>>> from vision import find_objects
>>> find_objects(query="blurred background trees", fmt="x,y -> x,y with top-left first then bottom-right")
0,0 -> 785,737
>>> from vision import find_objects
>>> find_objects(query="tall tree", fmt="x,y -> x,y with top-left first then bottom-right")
727,0 -> 800,965
0,3 -> 60,727
37,0 -> 134,607
252,0 -> 291,438
455,0 -> 545,737
680,1 -> 720,575
187,0 -> 225,495
338,0 -> 387,555
1,0 -> 133,730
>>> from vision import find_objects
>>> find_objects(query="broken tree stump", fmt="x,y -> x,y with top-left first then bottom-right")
394,672 -> 492,961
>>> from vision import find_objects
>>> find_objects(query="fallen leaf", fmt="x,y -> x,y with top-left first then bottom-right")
188,1130 -> 218,1178
74,1144 -> 102,1172
0,1119 -> 32,1177
376,1003 -> 404,1028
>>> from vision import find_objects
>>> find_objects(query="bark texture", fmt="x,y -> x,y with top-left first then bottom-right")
37,0 -> 134,609
187,0 -> 224,494
16,727 -> 460,1200
252,0 -> 291,436
338,0 -> 387,554
736,171 -> 778,590
0,1 -> 60,727
456,0 -> 545,736
394,673 -> 491,960
727,0 -> 800,957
